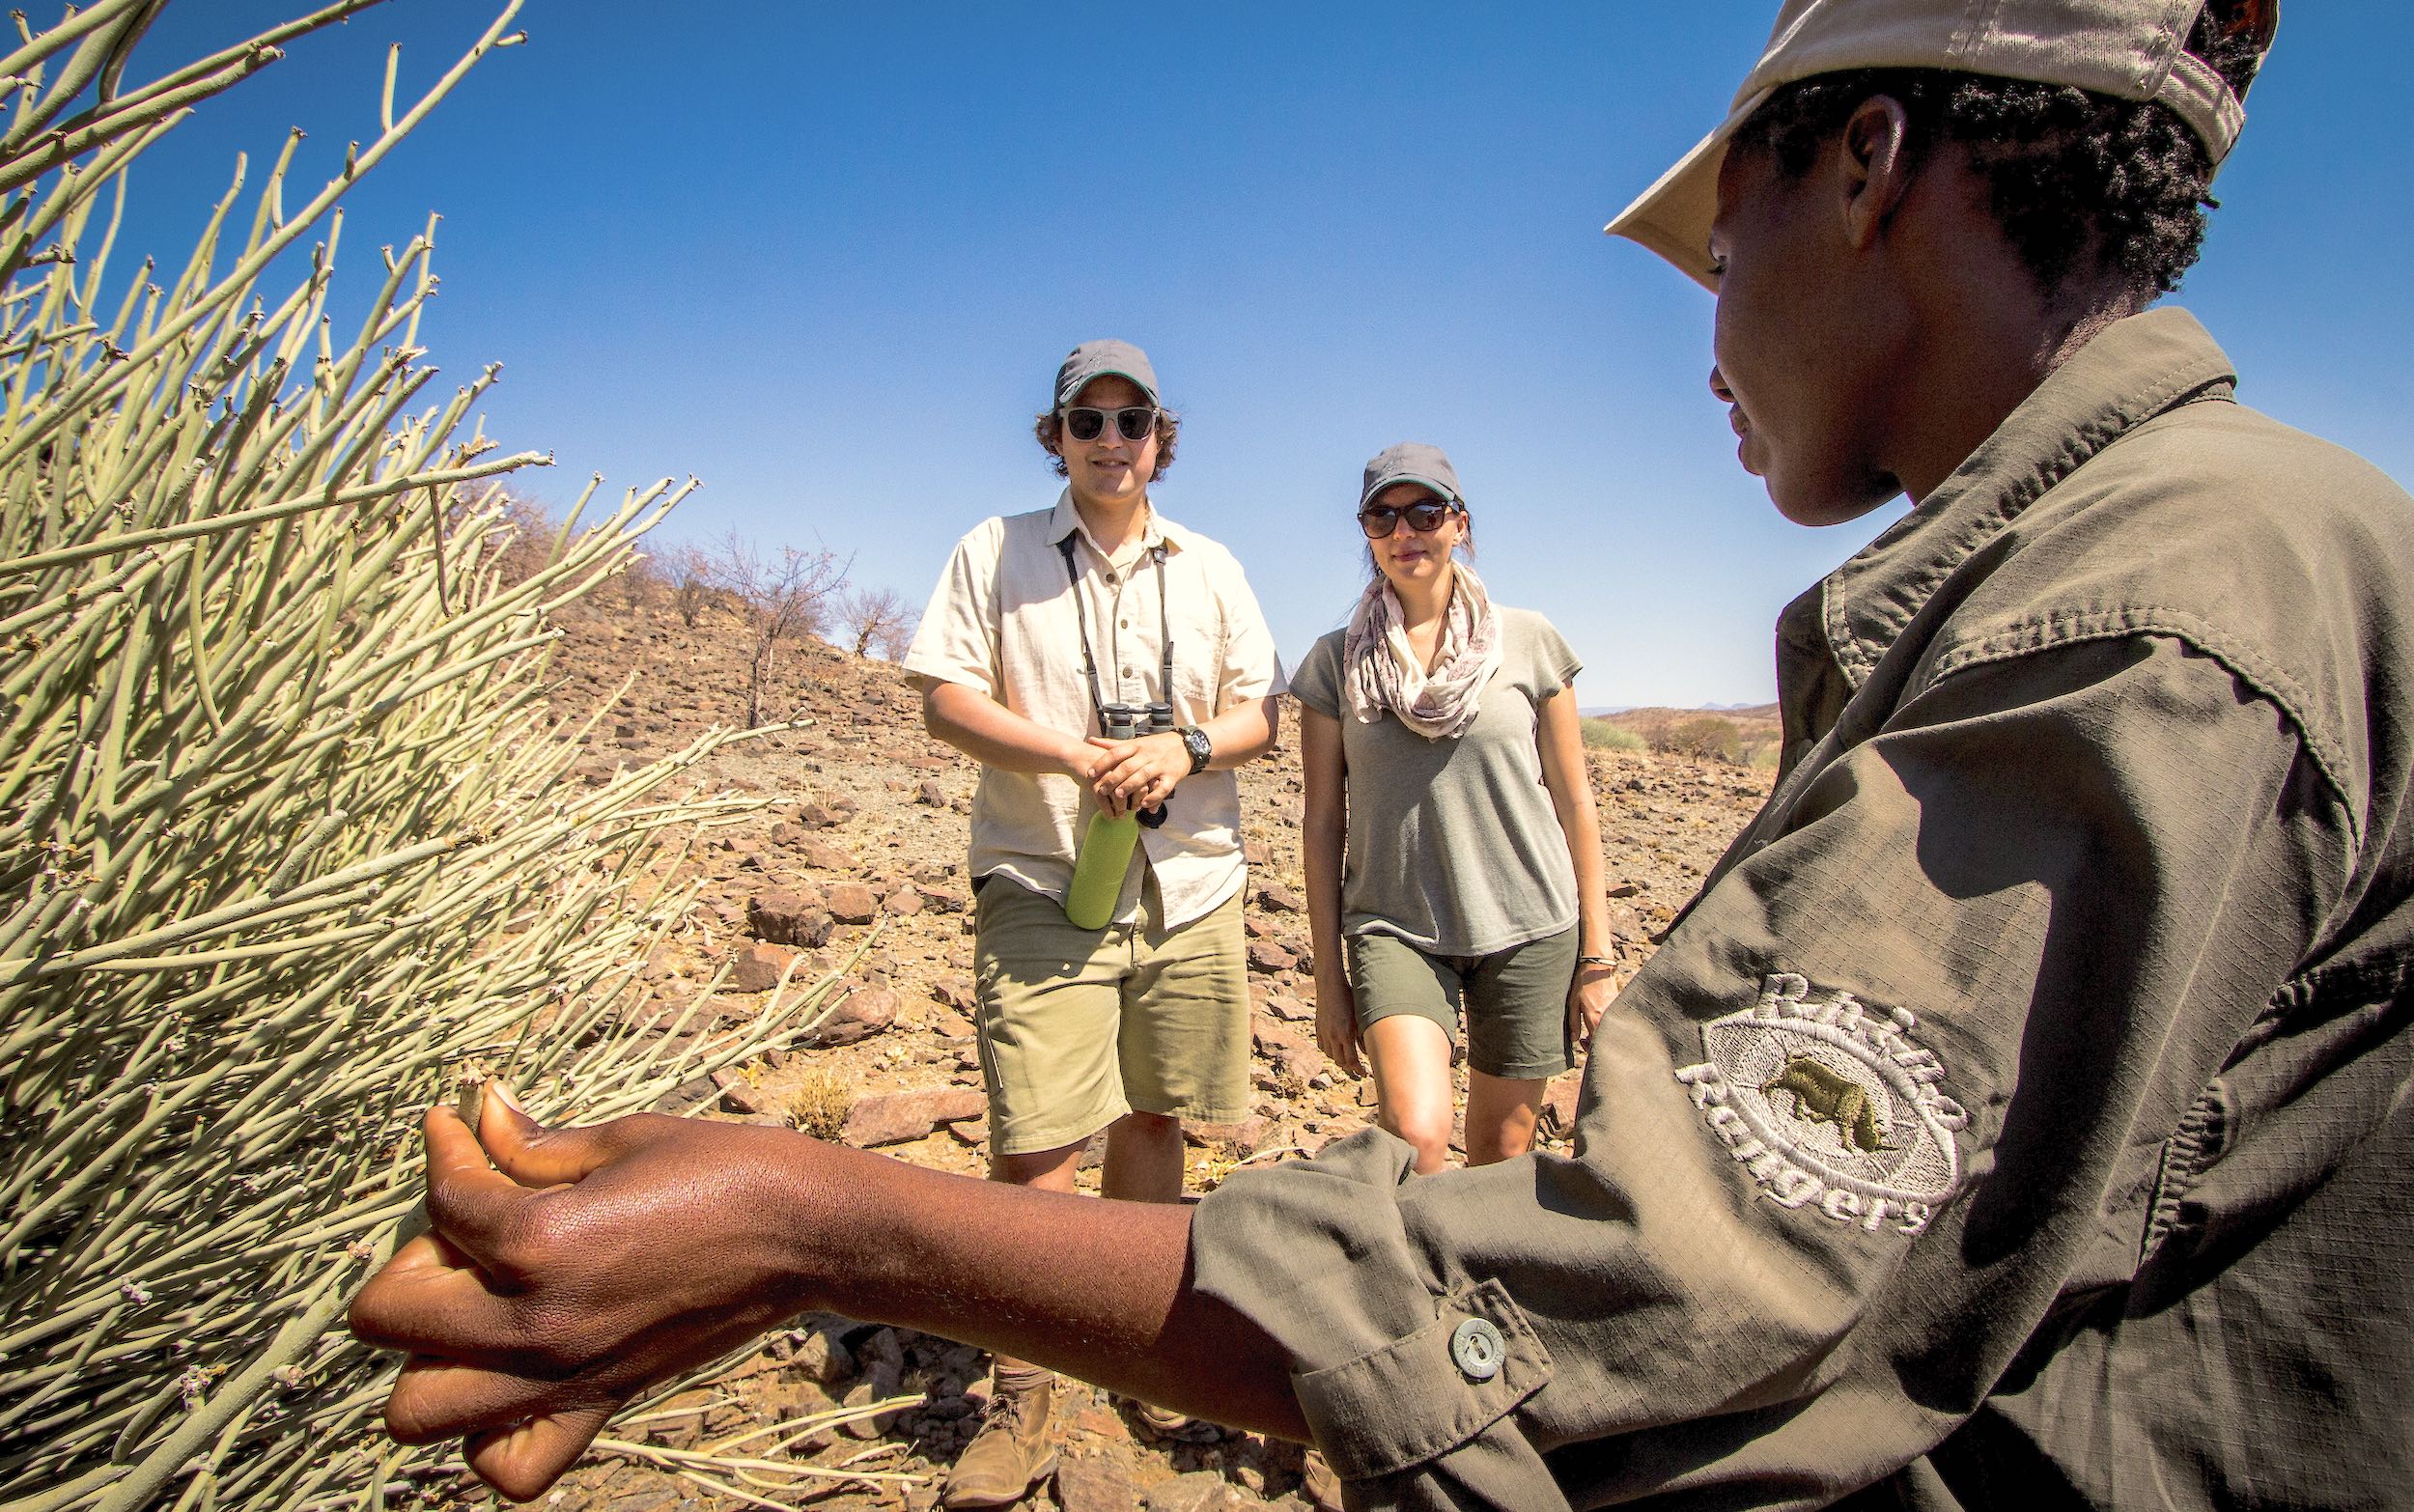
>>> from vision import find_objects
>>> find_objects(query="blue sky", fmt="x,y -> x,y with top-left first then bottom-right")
123,2 -> 2412,707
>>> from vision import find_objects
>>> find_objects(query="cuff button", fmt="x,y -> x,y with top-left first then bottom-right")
1449,1317 -> 1504,1382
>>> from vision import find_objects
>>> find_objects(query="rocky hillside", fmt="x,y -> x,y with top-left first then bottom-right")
437,589 -> 1772,1512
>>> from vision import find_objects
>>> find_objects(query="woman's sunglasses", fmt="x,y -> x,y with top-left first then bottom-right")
1061,406 -> 1158,443
1357,500 -> 1459,539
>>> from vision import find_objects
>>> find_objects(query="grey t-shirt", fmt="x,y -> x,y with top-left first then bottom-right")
1293,606 -> 1583,956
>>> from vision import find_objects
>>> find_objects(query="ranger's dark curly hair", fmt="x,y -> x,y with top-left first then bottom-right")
1731,1 -> 2271,296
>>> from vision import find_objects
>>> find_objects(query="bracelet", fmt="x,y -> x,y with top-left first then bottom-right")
1576,954 -> 1614,968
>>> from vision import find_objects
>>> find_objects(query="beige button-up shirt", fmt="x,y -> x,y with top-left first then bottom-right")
904,490 -> 1285,929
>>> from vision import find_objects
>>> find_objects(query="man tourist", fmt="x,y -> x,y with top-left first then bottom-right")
899,338 -> 1284,1506
354,3 -> 2414,1506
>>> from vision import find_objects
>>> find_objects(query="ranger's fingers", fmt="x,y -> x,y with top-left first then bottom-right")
385,1355 -> 587,1446
465,1403 -> 616,1503
422,1106 -> 556,1274
475,1083 -> 627,1189
349,1231 -> 525,1358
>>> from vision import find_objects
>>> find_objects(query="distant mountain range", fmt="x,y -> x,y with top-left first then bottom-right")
1581,702 -> 1778,719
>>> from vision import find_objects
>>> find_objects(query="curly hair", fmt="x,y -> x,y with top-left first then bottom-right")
1731,1 -> 2269,296
1033,406 -> 1182,482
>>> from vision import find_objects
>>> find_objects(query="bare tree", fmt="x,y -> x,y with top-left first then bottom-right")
663,543 -> 716,629
705,532 -> 848,728
837,585 -> 918,660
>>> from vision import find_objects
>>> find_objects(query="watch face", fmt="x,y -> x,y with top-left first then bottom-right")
1182,726 -> 1212,771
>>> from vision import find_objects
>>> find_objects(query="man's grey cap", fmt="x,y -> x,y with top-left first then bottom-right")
1361,442 -> 1465,509
1054,339 -> 1160,410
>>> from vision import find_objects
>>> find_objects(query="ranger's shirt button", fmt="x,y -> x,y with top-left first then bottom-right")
1449,1317 -> 1504,1382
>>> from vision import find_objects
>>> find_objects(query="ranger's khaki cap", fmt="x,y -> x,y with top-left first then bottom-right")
1606,0 -> 2277,290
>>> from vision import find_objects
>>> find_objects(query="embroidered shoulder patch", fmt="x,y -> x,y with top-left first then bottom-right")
1673,972 -> 1969,1238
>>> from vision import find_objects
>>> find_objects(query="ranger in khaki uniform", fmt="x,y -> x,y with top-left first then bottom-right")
353,3 -> 2414,1509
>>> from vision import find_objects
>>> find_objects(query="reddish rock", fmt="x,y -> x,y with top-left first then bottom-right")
916,779 -> 947,806
1254,1022 -> 1328,1082
930,976 -> 978,1013
932,1009 -> 976,1039
1055,1455 -> 1137,1512
729,941 -> 800,994
1183,1114 -> 1270,1155
1246,940 -> 1296,974
1146,1470 -> 1239,1512
1244,914 -> 1279,939
1543,1072 -> 1584,1135
1255,882 -> 1306,914
1242,838 -> 1272,866
1261,993 -> 1314,1022
814,986 -> 898,1046
884,886 -> 925,917
841,1086 -> 986,1147
748,888 -> 832,947
826,881 -> 880,924
795,799 -> 848,829
799,838 -> 858,870
920,882 -> 969,913
711,1066 -> 766,1116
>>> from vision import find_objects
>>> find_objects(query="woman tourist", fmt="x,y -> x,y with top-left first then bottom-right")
1297,442 -> 1614,1173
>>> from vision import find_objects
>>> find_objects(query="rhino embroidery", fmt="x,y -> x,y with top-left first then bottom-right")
1762,1055 -> 1891,1154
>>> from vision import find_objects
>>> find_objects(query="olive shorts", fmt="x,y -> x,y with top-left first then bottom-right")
971,875 -> 1251,1158
1344,927 -> 1578,1080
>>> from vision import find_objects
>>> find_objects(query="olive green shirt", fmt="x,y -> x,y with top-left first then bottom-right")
1191,308 -> 2414,1509
1291,609 -> 1584,955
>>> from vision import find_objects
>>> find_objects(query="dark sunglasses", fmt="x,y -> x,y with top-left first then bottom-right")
1062,406 -> 1158,443
1357,499 -> 1459,539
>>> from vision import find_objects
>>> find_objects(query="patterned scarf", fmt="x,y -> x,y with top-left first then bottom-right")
1343,563 -> 1502,740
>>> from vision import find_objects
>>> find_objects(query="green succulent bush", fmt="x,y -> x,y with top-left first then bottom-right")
0,5 -> 822,1508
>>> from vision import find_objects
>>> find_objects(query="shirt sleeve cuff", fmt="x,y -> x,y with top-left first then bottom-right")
1293,1276 -> 1554,1481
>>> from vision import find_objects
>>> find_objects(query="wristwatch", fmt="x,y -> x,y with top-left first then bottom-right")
1177,724 -> 1213,774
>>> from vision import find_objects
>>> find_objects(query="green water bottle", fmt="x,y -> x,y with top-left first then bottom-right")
1065,704 -> 1144,929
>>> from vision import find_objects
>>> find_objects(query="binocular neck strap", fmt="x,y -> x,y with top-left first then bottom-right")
1057,533 -> 1173,728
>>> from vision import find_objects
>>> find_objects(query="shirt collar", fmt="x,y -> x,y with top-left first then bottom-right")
1049,488 -> 1186,565
1803,305 -> 2239,689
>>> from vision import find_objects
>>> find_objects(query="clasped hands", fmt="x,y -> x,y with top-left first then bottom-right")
1078,730 -> 1191,818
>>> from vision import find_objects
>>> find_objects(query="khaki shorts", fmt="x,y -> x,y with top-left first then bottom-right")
971,875 -> 1250,1157
1344,927 -> 1577,1080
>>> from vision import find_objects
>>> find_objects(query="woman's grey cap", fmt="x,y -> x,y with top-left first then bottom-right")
1054,339 -> 1160,410
1361,443 -> 1464,509
1605,0 -> 2279,292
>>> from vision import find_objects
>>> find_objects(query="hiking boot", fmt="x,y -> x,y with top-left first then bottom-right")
1118,1394 -> 1223,1443
1301,1448 -> 1344,1511
942,1373 -> 1057,1509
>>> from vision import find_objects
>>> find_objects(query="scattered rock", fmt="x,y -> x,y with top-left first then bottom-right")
1255,882 -> 1305,913
799,837 -> 858,870
1055,1455 -> 1137,1512
814,986 -> 898,1047
1246,940 -> 1296,974
795,799 -> 848,829
826,881 -> 881,924
729,940 -> 800,994
1261,993 -> 1314,1022
884,886 -> 925,917
711,1066 -> 766,1116
916,779 -> 947,806
841,1086 -> 986,1147
1148,1470 -> 1241,1512
748,888 -> 833,948
1184,1114 -> 1270,1155
1542,1072 -> 1583,1135
931,976 -> 978,1013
